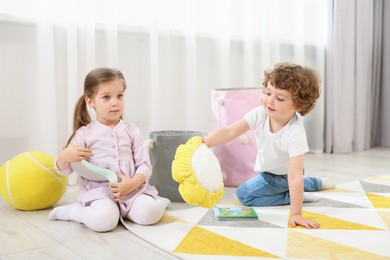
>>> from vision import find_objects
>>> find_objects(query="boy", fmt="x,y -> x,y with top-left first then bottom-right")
203,62 -> 334,229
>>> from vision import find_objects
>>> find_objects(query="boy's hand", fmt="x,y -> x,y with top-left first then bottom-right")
290,214 -> 320,229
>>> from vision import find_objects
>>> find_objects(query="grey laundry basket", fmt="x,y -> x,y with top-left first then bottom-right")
149,130 -> 205,202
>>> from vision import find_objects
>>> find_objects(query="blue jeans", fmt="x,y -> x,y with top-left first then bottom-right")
236,172 -> 322,206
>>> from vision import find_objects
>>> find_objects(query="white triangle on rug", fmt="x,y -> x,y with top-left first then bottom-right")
312,191 -> 374,208
336,180 -> 366,192
251,206 -> 290,228
121,217 -> 193,252
167,204 -> 209,224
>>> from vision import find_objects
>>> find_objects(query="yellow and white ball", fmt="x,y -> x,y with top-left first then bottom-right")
0,151 -> 68,210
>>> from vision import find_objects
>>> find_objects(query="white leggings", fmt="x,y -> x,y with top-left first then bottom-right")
74,194 -> 166,232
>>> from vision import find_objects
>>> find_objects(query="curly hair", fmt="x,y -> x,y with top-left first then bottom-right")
262,62 -> 320,116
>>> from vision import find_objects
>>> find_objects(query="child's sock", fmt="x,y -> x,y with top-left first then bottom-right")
320,177 -> 335,190
48,202 -> 82,221
157,196 -> 171,208
303,192 -> 320,202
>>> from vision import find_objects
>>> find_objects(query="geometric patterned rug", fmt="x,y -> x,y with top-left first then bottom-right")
121,176 -> 390,259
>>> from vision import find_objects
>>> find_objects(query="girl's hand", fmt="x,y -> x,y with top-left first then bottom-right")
57,146 -> 93,170
108,173 -> 137,202
289,214 -> 320,229
61,146 -> 93,162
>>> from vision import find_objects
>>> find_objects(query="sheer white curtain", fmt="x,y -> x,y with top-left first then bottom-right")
325,0 -> 388,153
0,0 -> 328,163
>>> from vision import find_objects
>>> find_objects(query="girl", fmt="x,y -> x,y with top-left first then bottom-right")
203,63 -> 334,229
49,67 -> 170,232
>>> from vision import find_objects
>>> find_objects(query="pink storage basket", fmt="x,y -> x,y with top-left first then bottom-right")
211,88 -> 263,187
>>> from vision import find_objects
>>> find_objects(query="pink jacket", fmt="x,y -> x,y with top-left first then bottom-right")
55,119 -> 158,216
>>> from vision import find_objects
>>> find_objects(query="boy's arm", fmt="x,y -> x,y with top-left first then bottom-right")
204,118 -> 249,148
288,155 -> 320,229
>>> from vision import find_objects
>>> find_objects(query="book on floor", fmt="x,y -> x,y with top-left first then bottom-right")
213,206 -> 258,221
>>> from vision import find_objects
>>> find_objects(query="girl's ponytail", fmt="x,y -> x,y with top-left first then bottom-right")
64,95 -> 91,147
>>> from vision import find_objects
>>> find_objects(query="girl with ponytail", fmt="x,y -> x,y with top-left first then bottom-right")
49,67 -> 170,232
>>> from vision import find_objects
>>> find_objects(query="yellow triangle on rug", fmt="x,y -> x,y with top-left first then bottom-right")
286,229 -> 388,260
173,225 -> 279,257
378,209 -> 390,229
289,210 -> 382,230
367,193 -> 390,208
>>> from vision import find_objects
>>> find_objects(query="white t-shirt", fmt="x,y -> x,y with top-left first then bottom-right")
244,106 -> 309,175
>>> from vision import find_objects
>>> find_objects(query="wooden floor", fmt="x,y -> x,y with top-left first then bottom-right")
1,147 -> 389,259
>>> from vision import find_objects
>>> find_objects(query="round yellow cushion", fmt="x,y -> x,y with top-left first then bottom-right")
0,151 -> 68,210
172,136 -> 224,208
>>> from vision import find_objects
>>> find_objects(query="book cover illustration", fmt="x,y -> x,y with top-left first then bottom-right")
213,206 -> 258,220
